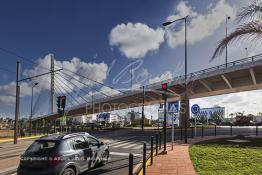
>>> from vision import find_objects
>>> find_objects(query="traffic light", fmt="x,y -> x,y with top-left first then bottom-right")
56,96 -> 61,109
61,96 -> 66,109
162,83 -> 168,91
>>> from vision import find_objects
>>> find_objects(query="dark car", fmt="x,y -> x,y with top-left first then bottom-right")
18,132 -> 109,175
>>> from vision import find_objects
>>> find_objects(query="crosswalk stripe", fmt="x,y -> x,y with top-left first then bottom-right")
113,142 -> 132,148
110,151 -> 142,157
109,140 -> 129,146
133,144 -> 143,150
122,143 -> 139,149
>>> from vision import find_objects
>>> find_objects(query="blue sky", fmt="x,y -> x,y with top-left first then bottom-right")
0,0 -> 261,119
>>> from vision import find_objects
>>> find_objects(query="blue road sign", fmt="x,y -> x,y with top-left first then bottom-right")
191,104 -> 200,114
168,101 -> 179,113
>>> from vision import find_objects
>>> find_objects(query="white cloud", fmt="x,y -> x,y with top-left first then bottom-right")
191,90 -> 262,116
0,96 -> 16,106
149,71 -> 173,84
109,23 -> 164,59
165,0 -> 236,48
0,54 -> 109,106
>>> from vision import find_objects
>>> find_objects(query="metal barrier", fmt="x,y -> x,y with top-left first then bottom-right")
129,125 -> 262,174
129,153 -> 133,175
215,125 -> 217,136
180,127 -> 183,140
150,136 -> 154,165
159,131 -> 162,149
143,143 -> 146,175
155,134 -> 158,155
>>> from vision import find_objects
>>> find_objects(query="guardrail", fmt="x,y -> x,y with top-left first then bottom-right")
145,53 -> 262,89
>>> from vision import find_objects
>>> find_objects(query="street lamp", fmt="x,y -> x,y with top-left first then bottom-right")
29,82 -> 38,136
245,47 -> 248,57
162,15 -> 189,144
225,16 -> 230,67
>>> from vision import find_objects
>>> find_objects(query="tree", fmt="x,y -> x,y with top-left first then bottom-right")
229,113 -> 234,118
210,110 -> 224,124
212,0 -> 262,59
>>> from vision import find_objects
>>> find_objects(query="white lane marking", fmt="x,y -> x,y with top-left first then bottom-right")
110,151 -> 142,157
122,143 -> 139,149
109,140 -> 129,146
133,144 -> 143,150
113,142 -> 132,148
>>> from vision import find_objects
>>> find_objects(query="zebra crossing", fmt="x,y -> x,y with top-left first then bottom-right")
107,137 -> 148,150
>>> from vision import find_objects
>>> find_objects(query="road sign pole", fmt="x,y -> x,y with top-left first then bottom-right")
172,113 -> 174,150
191,104 -> 200,138
163,93 -> 167,153
194,115 -> 196,137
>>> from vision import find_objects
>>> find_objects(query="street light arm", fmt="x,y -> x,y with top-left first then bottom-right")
162,15 -> 189,26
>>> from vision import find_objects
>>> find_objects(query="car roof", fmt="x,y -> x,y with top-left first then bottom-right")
38,132 -> 91,141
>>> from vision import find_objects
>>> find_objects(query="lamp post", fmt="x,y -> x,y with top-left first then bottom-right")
29,82 -> 38,136
226,16 -> 230,67
245,47 -> 248,57
163,15 -> 189,144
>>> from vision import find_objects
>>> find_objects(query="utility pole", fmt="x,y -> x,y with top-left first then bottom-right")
14,61 -> 20,144
130,64 -> 133,89
141,86 -> 145,131
29,82 -> 38,136
50,55 -> 54,113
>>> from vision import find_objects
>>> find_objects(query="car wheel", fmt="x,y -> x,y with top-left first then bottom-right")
62,168 -> 75,175
101,150 -> 109,165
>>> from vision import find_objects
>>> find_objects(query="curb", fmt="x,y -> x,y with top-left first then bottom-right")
0,135 -> 43,143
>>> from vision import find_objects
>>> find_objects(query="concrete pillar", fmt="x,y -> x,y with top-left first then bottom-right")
179,94 -> 190,128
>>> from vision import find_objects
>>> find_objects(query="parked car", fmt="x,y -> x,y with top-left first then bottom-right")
18,132 -> 109,175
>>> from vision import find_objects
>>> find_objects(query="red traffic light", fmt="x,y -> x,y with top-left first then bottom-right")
162,83 -> 168,91
61,96 -> 65,100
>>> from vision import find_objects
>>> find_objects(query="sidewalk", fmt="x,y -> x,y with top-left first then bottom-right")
146,136 -> 234,175
146,144 -> 196,175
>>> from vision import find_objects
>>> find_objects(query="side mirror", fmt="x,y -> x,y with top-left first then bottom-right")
100,141 -> 104,145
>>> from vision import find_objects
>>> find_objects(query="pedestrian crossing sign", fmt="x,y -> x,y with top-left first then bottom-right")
168,101 -> 179,113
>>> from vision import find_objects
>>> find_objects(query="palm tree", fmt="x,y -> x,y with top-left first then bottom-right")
212,0 -> 262,60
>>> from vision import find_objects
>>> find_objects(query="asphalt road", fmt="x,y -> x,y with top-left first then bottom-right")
1,126 -> 262,175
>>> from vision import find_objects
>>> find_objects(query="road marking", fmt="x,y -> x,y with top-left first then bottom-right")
133,144 -> 143,150
109,140 -> 129,146
122,143 -> 140,149
110,151 -> 142,157
113,142 -> 132,148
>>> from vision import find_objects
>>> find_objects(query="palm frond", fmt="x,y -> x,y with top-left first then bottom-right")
211,21 -> 262,61
238,0 -> 262,22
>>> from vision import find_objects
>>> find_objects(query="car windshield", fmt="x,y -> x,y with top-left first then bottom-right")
25,140 -> 59,155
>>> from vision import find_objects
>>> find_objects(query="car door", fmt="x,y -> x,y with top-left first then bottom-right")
72,136 -> 90,171
85,137 -> 100,167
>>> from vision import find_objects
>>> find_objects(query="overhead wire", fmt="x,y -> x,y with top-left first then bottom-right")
55,74 -> 89,103
54,75 -> 82,106
57,71 -> 109,98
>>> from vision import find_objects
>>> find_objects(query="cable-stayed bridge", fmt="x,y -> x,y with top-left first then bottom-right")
34,54 -> 262,122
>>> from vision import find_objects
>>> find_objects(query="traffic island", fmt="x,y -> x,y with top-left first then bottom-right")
189,135 -> 262,175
